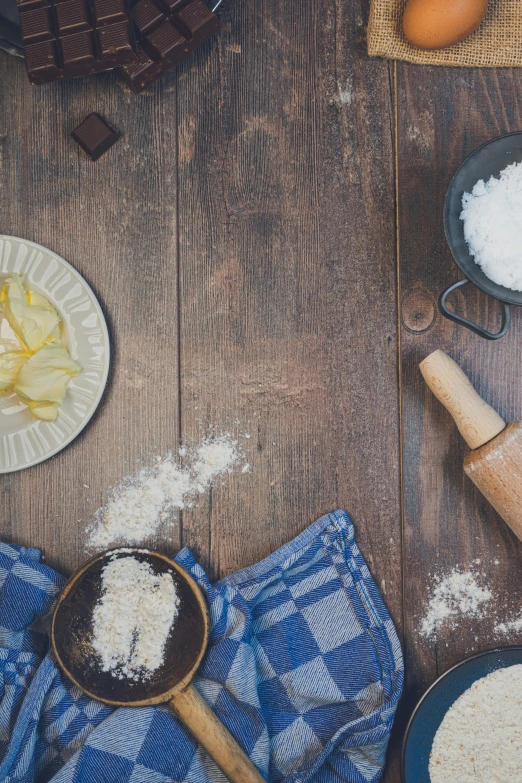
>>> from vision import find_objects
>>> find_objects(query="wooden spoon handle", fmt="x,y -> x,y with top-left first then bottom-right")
170,684 -> 265,783
419,349 -> 506,450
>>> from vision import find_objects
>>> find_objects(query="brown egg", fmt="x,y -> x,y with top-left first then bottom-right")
402,0 -> 489,50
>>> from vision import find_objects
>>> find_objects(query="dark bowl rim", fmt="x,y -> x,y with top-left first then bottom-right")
443,131 -> 522,307
400,644 -> 522,783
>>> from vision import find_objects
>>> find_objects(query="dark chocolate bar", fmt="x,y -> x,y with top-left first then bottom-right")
120,0 -> 220,93
17,0 -> 138,84
71,112 -> 121,160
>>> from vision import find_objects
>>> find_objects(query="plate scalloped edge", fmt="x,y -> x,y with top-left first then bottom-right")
0,236 -> 110,473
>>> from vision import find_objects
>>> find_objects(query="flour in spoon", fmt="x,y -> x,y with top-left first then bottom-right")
429,665 -> 522,782
91,555 -> 180,681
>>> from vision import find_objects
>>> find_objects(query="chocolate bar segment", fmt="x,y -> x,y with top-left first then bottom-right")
119,42 -> 159,91
19,7 -> 54,43
71,112 -> 121,160
174,0 -> 216,42
143,19 -> 186,62
121,0 -> 220,93
92,0 -> 126,26
60,29 -> 97,75
18,0 -> 49,10
131,0 -> 164,36
24,39 -> 61,83
55,0 -> 91,35
97,20 -> 137,62
18,0 -> 138,84
156,0 -> 185,14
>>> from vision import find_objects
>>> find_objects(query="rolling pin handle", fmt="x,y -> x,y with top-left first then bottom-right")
419,349 -> 506,450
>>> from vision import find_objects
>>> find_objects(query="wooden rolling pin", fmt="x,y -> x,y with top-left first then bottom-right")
420,349 -> 522,542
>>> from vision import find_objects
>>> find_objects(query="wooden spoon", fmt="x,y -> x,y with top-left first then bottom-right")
51,548 -> 265,783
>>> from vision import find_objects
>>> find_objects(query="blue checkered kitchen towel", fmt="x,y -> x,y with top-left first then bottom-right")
0,510 -> 403,783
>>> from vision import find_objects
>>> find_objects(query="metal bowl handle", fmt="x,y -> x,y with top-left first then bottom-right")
439,279 -> 511,340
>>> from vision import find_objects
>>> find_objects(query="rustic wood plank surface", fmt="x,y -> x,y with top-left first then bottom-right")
176,0 -> 402,600
397,63 -> 522,747
4,0 -> 522,779
0,65 -> 183,571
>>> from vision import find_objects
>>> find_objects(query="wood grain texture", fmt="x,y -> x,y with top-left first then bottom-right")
176,4 -> 402,775
0,63 -> 182,571
176,0 -> 402,633
397,64 -> 522,727
0,0 -> 402,777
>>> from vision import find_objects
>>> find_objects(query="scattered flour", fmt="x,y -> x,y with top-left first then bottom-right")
420,567 -> 492,638
191,438 -> 241,492
91,556 -> 179,680
429,665 -> 522,782
420,564 -> 522,641
495,614 -> 522,636
461,162 -> 522,291
86,433 -> 250,549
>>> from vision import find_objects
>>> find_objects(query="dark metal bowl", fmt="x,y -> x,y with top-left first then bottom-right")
442,132 -> 522,339
0,0 -> 23,56
401,646 -> 522,782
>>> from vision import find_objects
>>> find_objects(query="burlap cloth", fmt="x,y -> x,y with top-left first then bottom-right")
367,0 -> 522,67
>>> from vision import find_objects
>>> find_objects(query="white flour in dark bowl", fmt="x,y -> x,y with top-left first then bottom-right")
461,161 -> 522,291
429,665 -> 522,782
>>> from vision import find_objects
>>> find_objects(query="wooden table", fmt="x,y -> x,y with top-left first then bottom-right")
1,0 -> 521,779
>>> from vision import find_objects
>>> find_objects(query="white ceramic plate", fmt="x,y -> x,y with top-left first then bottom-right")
0,236 -> 110,473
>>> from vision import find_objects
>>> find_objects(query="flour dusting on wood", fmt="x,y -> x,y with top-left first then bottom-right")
420,567 -> 493,638
420,563 -> 522,642
495,614 -> 522,636
86,431 -> 251,549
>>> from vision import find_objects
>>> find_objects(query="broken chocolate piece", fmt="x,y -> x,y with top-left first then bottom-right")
17,0 -> 138,84
71,112 -> 121,161
119,42 -> 159,91
120,0 -> 220,94
174,0 -> 216,42
143,19 -> 186,63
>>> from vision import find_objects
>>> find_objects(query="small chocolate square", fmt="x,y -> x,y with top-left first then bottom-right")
92,0 -> 127,26
143,19 -> 186,63
97,21 -> 136,63
61,30 -> 97,75
55,0 -> 91,36
131,0 -> 165,37
19,7 -> 54,44
71,113 -> 121,161
24,39 -> 61,83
